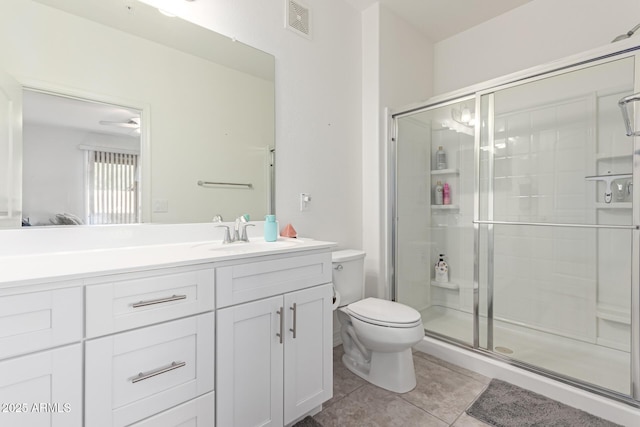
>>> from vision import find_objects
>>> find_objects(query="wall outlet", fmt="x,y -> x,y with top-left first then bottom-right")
153,199 -> 169,213
300,193 -> 311,211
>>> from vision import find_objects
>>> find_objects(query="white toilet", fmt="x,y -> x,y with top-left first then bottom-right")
332,250 -> 424,393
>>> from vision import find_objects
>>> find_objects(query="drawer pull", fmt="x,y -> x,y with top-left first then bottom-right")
289,303 -> 297,338
131,361 -> 186,383
276,307 -> 284,344
132,294 -> 187,308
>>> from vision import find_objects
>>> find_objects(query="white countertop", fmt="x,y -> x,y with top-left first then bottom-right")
0,237 -> 336,288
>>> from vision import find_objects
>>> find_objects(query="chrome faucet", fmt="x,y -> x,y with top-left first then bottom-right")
216,215 -> 254,243
216,225 -> 233,244
233,215 -> 247,241
234,215 -> 255,242
239,223 -> 255,242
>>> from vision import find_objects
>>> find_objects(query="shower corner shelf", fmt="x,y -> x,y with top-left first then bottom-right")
596,304 -> 630,325
595,202 -> 632,209
431,168 -> 459,176
430,280 -> 459,290
431,204 -> 460,210
595,152 -> 632,161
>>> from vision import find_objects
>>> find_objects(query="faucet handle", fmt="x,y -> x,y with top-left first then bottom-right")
240,223 -> 255,242
216,225 -> 233,244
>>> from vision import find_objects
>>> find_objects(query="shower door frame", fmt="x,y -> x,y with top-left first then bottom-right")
390,44 -> 640,406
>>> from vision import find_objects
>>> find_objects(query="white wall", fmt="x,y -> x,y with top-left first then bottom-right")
361,3 -> 433,298
22,124 -> 85,225
140,0 -> 364,249
433,0 -> 640,95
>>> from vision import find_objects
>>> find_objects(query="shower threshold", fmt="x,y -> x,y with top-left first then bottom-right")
421,305 -> 630,395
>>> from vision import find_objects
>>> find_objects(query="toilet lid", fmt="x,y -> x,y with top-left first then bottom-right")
347,298 -> 422,327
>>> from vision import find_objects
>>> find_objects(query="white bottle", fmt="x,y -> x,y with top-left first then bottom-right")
434,181 -> 443,205
434,254 -> 449,283
436,146 -> 447,170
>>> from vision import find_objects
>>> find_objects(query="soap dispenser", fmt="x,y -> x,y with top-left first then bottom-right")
264,215 -> 278,242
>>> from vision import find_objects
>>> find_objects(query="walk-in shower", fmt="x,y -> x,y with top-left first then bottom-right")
391,49 -> 640,405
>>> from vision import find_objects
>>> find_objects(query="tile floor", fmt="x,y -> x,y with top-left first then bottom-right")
314,346 -> 492,427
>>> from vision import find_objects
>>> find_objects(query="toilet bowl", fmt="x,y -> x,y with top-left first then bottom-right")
332,250 -> 424,393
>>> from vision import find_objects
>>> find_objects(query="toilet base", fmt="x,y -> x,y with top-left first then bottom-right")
342,348 -> 417,393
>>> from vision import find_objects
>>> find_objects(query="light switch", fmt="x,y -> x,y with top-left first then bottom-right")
153,199 -> 169,213
300,193 -> 311,211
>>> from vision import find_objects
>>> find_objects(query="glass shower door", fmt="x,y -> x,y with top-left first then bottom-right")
477,56 -> 636,395
394,98 -> 476,346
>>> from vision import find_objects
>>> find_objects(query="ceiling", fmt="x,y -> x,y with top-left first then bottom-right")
346,0 -> 534,42
23,90 -> 141,138
24,0 -> 533,137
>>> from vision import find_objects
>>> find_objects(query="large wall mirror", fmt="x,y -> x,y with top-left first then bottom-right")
0,0 -> 275,228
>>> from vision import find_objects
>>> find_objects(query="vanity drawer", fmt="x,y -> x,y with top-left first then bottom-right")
0,286 -> 82,359
85,312 -> 215,427
129,392 -> 215,427
216,252 -> 331,308
86,266 -> 215,338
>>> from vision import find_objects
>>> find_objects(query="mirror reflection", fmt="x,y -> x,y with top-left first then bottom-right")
0,0 -> 275,227
23,91 -> 142,226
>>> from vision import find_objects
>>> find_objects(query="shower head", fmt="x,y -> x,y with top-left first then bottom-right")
612,23 -> 640,43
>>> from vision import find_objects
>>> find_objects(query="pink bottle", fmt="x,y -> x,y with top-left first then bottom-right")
443,182 -> 450,205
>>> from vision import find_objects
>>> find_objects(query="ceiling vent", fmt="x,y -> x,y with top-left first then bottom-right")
285,0 -> 311,39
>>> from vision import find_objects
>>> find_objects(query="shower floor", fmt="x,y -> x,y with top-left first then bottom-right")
421,305 -> 630,395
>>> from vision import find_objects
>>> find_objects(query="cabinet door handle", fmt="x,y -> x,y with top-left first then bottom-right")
131,361 -> 186,383
131,294 -> 187,308
276,307 -> 284,344
289,303 -> 297,338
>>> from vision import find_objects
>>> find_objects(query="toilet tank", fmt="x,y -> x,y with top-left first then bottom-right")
332,249 -> 366,306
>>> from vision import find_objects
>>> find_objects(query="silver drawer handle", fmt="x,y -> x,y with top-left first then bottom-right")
132,294 -> 187,308
131,361 -> 186,383
289,303 -> 297,338
276,307 -> 284,344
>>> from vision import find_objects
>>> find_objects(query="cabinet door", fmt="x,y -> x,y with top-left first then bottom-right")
216,296 -> 284,427
0,344 -> 82,427
284,283 -> 333,424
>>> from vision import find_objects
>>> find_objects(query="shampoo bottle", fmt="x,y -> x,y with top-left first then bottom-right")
434,181 -> 443,205
264,215 -> 278,242
434,254 -> 449,283
443,182 -> 450,205
436,146 -> 447,170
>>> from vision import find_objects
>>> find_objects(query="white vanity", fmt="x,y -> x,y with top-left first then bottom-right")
0,224 -> 335,427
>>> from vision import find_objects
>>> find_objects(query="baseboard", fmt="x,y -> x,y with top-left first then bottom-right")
333,329 -> 342,347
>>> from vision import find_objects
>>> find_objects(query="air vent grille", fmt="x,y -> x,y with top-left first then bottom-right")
286,0 -> 311,39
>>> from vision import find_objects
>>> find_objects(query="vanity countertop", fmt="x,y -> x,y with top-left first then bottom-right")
0,238 -> 336,289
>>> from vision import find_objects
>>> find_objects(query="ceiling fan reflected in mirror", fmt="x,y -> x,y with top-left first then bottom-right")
99,117 -> 141,135
99,117 -> 140,129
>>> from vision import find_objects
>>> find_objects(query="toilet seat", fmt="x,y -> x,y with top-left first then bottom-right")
346,297 -> 422,328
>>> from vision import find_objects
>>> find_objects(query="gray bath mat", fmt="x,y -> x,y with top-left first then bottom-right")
292,416 -> 322,427
467,379 -> 621,427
